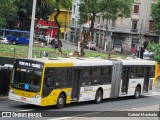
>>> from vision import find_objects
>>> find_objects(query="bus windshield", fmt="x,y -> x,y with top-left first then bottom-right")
11,66 -> 42,92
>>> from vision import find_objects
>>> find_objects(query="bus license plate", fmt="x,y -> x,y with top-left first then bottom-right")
21,97 -> 26,101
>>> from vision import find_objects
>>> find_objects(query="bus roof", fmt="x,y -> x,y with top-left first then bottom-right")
18,57 -> 155,67
115,58 -> 155,66
1,29 -> 30,33
23,57 -> 113,66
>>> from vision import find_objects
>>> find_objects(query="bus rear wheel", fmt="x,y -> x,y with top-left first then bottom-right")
134,86 -> 141,99
56,94 -> 66,109
95,90 -> 103,104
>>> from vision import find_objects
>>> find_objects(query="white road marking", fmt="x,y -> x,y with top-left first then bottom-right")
19,109 -> 34,112
47,117 -> 74,120
145,92 -> 160,96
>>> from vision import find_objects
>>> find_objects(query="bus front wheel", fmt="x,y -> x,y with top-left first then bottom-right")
134,86 -> 141,99
95,89 -> 103,104
56,94 -> 66,109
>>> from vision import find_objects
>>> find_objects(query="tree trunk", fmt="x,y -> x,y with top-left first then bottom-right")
54,0 -> 62,53
90,13 -> 96,42
81,33 -> 87,57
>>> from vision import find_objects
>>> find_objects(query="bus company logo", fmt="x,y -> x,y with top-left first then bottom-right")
1,112 -> 42,118
2,112 -> 12,117
84,87 -> 93,92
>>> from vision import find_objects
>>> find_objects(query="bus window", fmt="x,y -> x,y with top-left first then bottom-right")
44,68 -> 55,88
55,68 -> 68,88
102,67 -> 112,84
150,66 -> 155,78
137,66 -> 144,77
81,67 -> 91,86
44,74 -> 54,88
131,66 -> 144,78
92,67 -> 102,85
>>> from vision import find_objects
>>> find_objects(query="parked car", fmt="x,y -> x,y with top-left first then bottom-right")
0,37 -> 9,44
85,41 -> 96,51
143,49 -> 154,60
38,35 -> 47,42
50,38 -> 58,49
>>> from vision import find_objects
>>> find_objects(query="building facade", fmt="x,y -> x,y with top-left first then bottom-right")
70,0 -> 159,53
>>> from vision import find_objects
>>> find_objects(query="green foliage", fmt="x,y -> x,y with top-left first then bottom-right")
0,18 -> 6,29
148,42 -> 160,63
0,0 -> 19,27
60,0 -> 72,10
79,0 -> 102,24
101,0 -> 134,20
151,0 -> 160,31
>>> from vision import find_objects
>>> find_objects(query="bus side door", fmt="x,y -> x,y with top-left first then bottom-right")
143,67 -> 150,92
71,69 -> 81,101
121,67 -> 130,94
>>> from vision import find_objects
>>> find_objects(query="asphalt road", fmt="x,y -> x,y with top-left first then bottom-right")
0,93 -> 160,113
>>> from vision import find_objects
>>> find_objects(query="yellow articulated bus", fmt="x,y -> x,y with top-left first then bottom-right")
9,57 -> 156,108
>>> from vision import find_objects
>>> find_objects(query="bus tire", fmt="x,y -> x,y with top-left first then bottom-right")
95,89 -> 103,104
12,40 -> 17,45
134,86 -> 141,99
56,94 -> 66,109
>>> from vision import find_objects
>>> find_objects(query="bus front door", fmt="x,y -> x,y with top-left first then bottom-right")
143,67 -> 150,92
71,70 -> 81,101
121,67 -> 130,94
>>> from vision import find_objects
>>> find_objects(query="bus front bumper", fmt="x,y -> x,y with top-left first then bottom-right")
9,92 -> 41,106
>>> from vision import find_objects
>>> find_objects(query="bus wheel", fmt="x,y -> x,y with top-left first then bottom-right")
12,40 -> 17,45
134,86 -> 141,99
56,94 -> 66,109
95,90 -> 103,104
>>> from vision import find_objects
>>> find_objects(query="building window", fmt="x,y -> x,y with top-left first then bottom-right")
73,6 -> 76,14
112,20 -> 116,28
149,21 -> 154,31
133,5 -> 139,14
132,21 -> 137,30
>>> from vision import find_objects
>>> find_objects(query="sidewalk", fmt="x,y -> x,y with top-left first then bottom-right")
0,95 -> 8,101
63,40 -> 131,55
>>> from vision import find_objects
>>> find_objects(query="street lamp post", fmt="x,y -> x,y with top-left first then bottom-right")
28,0 -> 37,58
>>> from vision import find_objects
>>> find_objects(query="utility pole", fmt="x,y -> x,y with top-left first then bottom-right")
138,19 -> 143,58
28,0 -> 37,58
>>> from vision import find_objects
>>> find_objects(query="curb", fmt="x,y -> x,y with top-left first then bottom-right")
0,96 -> 8,101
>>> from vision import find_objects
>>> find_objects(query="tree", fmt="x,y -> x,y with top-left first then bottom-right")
151,0 -> 160,31
16,0 -> 55,30
79,0 -> 102,56
78,0 -> 133,56
51,0 -> 72,53
0,0 -> 19,29
101,0 -> 133,27
148,42 -> 160,63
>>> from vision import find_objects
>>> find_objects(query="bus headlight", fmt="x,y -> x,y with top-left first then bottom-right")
9,89 -> 15,94
32,94 -> 40,98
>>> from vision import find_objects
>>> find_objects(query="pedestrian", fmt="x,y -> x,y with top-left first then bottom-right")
45,41 -> 47,47
43,51 -> 48,57
41,42 -> 44,48
121,47 -> 123,54
108,54 -> 111,59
